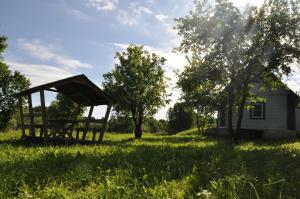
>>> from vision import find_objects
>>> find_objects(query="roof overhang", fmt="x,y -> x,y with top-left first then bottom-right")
18,74 -> 111,106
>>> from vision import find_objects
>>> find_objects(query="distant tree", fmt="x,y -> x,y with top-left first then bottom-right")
0,36 -> 30,131
167,102 -> 195,134
158,119 -> 168,133
103,45 -> 168,139
107,112 -> 134,133
47,94 -> 85,120
143,117 -> 167,133
176,0 -> 300,141
177,52 -> 222,134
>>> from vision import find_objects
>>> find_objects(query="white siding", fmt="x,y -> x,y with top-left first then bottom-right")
219,89 -> 289,130
232,95 -> 287,130
296,108 -> 300,131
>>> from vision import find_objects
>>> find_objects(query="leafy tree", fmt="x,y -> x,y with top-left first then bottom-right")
47,94 -> 85,120
0,36 -> 30,131
176,0 -> 300,141
167,102 -> 195,134
177,52 -> 223,134
107,111 -> 134,133
234,0 -> 300,138
103,45 -> 168,139
143,117 -> 167,133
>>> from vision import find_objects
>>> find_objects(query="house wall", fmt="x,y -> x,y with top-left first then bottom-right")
218,88 -> 289,130
295,108 -> 300,131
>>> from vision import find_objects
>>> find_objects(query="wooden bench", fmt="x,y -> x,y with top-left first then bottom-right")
75,127 -> 103,142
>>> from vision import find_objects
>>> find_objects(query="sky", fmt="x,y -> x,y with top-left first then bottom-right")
3,0 -> 294,119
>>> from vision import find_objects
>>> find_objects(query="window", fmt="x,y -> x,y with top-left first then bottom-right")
250,102 -> 265,119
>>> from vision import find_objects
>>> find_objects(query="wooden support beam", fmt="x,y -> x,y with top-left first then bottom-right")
82,106 -> 94,140
99,103 -> 112,142
45,88 -> 59,92
18,96 -> 25,137
76,129 -> 80,140
28,94 -> 35,137
92,129 -> 96,142
40,90 -> 48,143
69,105 -> 81,138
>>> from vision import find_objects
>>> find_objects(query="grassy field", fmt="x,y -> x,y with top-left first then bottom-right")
0,130 -> 300,198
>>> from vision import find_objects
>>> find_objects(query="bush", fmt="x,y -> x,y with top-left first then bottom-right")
167,102 -> 195,134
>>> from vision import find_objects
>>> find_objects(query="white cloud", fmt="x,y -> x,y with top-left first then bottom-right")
129,2 -> 153,15
116,4 -> 153,26
86,0 -> 118,11
139,6 -> 153,15
64,8 -> 92,21
229,0 -> 264,8
17,39 -> 92,69
7,61 -> 74,86
132,5 -> 153,15
155,14 -> 169,22
117,11 -> 137,26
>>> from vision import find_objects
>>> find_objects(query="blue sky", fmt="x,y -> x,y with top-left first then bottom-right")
2,0 -> 284,119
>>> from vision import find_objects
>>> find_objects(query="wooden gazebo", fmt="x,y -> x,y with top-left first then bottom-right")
17,74 -> 112,143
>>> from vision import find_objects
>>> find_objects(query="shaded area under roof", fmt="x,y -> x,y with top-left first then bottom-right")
18,74 -> 111,106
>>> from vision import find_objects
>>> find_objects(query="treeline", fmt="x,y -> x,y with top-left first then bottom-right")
1,0 -> 299,142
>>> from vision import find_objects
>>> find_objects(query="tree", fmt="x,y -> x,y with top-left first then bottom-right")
107,111 -> 134,133
175,0 -> 299,141
167,102 -> 195,134
177,52 -> 223,134
0,36 -> 30,131
143,117 -> 167,133
103,45 -> 168,139
235,0 -> 300,138
47,94 -> 85,120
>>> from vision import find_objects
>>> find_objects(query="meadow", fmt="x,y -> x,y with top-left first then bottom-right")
0,130 -> 300,198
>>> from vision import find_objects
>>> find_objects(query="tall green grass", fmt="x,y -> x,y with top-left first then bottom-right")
0,131 -> 300,198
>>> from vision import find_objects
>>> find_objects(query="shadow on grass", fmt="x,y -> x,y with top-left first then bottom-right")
1,135 -> 300,198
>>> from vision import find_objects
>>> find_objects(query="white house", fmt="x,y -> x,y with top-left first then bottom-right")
217,82 -> 300,139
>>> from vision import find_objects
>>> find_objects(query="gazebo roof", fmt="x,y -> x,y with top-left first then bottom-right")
18,74 -> 111,106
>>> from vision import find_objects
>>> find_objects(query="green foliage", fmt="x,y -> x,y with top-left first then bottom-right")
107,112 -> 134,133
0,36 -> 30,131
167,102 -> 195,134
143,117 -> 168,133
177,52 -> 222,134
103,44 -> 168,138
1,131 -> 300,198
175,0 -> 300,138
108,113 -> 167,134
47,94 -> 85,120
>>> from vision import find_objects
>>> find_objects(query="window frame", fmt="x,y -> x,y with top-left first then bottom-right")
250,102 -> 265,120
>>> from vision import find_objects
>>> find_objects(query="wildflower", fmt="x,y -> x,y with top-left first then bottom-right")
196,190 -> 213,198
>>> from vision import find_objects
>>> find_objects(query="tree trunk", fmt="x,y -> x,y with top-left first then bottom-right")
132,109 -> 143,139
134,121 -> 142,139
236,87 -> 248,140
227,89 -> 235,139
195,112 -> 201,135
236,75 -> 251,141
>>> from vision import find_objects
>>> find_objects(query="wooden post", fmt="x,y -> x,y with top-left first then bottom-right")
92,129 -> 96,142
82,106 -> 94,140
70,105 -> 81,138
40,90 -> 48,143
28,94 -> 35,137
76,129 -> 80,140
18,96 -> 26,138
99,103 -> 112,142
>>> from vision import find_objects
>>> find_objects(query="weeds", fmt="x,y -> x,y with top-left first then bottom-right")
0,131 -> 299,198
